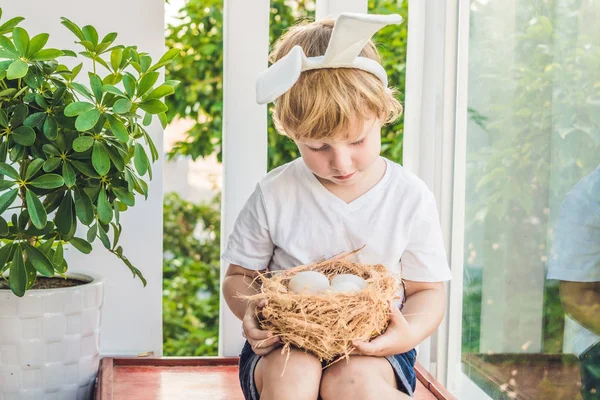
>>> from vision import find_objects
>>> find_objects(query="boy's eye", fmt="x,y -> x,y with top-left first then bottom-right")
351,139 -> 365,146
309,145 -> 328,152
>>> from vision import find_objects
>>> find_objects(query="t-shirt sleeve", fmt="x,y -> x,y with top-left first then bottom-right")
401,189 -> 452,282
221,184 -> 274,271
547,187 -> 600,282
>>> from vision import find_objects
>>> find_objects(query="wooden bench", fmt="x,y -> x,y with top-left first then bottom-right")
95,357 -> 456,399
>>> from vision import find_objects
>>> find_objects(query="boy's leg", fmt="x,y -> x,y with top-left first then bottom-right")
255,348 -> 322,400
320,356 -> 411,400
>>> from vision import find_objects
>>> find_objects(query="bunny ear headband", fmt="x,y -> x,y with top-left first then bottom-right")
256,13 -> 402,105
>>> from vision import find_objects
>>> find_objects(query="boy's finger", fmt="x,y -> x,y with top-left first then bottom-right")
246,326 -> 272,341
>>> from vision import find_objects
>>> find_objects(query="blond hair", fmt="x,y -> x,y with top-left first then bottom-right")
270,18 -> 403,141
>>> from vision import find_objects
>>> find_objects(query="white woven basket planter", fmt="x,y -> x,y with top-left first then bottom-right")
0,273 -> 103,400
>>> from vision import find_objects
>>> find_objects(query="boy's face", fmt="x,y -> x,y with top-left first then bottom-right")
294,115 -> 382,187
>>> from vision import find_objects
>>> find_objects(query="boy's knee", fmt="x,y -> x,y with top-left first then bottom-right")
320,357 -> 395,400
320,361 -> 366,399
257,349 -> 322,399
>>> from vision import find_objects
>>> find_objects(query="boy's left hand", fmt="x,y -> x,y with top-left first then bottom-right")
352,304 -> 417,357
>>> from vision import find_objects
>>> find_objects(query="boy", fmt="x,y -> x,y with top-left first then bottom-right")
222,13 -> 452,400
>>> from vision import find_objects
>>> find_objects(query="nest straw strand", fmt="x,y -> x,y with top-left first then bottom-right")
243,249 -> 401,365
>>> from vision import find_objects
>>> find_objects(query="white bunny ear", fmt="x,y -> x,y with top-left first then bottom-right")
323,13 -> 402,64
255,13 -> 402,104
256,46 -> 305,105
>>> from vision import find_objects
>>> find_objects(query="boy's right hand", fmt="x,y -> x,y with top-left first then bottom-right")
242,299 -> 281,356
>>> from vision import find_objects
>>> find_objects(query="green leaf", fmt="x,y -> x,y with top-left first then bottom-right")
27,33 -> 49,57
10,104 -> 28,127
105,144 -> 125,171
12,125 -> 36,146
0,180 -> 16,191
92,141 -> 110,175
75,108 -> 101,132
103,84 -> 125,97
122,74 -> 136,98
110,48 -> 123,71
23,112 -> 46,128
0,163 -> 20,180
70,237 -> 92,254
0,109 -> 8,127
112,98 -> 131,114
89,73 -> 103,101
0,217 -> 7,236
12,27 -> 29,55
73,187 -> 94,225
6,59 -> 28,79
25,189 -> 47,229
147,85 -> 175,100
64,101 -> 95,117
112,187 -> 135,206
0,188 -> 18,214
0,244 -> 14,268
24,260 -> 37,290
43,115 -> 58,140
62,162 -> 76,188
53,241 -> 65,272
29,174 -> 65,189
137,71 -> 159,97
138,99 -> 167,115
55,190 -> 74,236
82,25 -> 99,46
107,115 -> 129,142
23,243 -> 54,276
43,157 -> 61,172
30,48 -> 63,61
97,224 -> 110,249
70,82 -> 93,101
60,17 -> 84,41
70,62 -> 83,80
70,160 -> 100,178
42,144 -> 61,156
97,186 -> 113,224
72,135 -> 95,152
10,245 -> 26,297
0,36 -> 18,55
25,159 -> 45,180
81,228 -> 94,250
134,143 -> 149,175
101,32 -> 118,45
142,112 -> 152,127
158,112 -> 168,129
0,17 -> 25,36
156,48 -> 179,65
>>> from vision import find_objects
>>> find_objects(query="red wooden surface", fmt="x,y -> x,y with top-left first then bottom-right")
96,357 -> 451,400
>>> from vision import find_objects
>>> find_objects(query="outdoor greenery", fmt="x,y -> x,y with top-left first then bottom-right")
163,192 -> 220,356
0,8 -> 177,296
162,0 -> 409,355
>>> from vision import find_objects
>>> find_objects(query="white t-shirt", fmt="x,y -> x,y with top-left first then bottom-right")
222,157 -> 452,283
547,166 -> 600,356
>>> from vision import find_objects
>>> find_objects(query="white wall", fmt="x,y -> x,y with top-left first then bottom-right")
3,0 -> 165,357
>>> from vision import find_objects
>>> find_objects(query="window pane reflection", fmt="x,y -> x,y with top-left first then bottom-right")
462,1 -> 600,399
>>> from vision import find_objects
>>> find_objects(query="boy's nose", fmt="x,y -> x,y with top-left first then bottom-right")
330,149 -> 353,173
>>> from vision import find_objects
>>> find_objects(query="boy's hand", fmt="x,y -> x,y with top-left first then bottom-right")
352,304 -> 417,357
242,299 -> 281,356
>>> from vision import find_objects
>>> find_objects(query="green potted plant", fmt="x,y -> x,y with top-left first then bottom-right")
0,8 -> 177,398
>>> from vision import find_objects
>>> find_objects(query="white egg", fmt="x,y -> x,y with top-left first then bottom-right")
330,281 -> 363,293
288,271 -> 331,294
331,274 -> 367,290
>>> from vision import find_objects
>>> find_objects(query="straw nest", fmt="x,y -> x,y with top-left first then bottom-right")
245,250 -> 401,365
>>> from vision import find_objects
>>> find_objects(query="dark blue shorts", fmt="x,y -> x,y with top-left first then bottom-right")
238,340 -> 417,399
